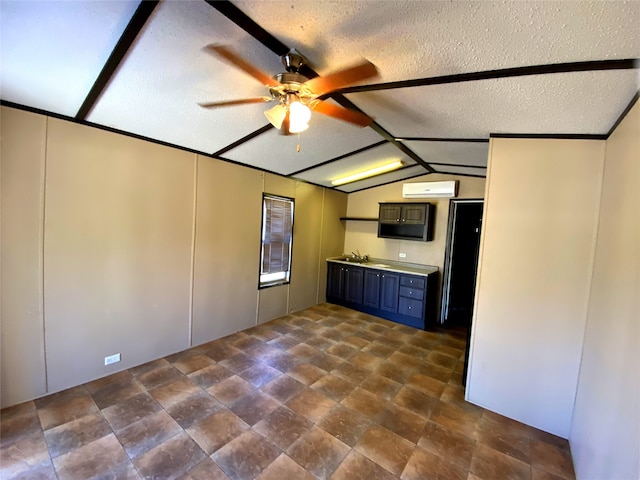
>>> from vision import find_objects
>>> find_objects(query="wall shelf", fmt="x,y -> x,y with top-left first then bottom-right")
339,217 -> 378,221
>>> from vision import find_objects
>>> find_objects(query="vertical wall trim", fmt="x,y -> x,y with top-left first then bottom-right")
465,138 -> 495,397
255,173 -> 265,325
41,116 -> 50,392
188,154 -> 198,346
316,188 -> 327,304
569,141 -> 607,436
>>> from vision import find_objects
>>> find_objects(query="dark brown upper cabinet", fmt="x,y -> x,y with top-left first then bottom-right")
378,202 -> 435,241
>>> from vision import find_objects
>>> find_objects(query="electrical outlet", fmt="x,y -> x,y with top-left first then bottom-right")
104,353 -> 121,366
399,252 -> 407,258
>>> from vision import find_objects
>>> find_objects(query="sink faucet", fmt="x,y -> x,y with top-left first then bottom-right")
350,250 -> 369,262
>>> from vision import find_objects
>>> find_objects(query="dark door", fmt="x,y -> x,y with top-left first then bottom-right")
379,204 -> 402,224
363,270 -> 381,308
400,204 -> 426,224
440,200 -> 483,386
379,272 -> 400,312
344,267 -> 364,304
441,200 -> 483,327
327,263 -> 344,299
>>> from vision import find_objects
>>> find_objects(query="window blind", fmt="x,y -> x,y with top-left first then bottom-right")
260,195 -> 293,286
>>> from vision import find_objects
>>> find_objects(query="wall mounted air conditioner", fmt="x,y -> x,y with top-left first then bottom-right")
402,180 -> 459,198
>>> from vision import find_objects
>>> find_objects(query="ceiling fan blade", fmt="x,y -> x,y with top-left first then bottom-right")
199,97 -> 272,108
204,44 -> 280,87
304,60 -> 378,96
312,101 -> 373,127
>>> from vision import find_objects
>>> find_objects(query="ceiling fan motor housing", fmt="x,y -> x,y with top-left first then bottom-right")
270,72 -> 312,102
282,49 -> 306,72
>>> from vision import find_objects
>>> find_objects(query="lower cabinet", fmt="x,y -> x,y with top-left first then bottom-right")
344,267 -> 364,304
327,262 -> 364,304
364,270 -> 400,313
327,262 -> 438,329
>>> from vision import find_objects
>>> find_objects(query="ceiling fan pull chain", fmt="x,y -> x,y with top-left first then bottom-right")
297,133 -> 301,153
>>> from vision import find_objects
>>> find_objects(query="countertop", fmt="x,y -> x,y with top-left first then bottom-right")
327,256 -> 438,277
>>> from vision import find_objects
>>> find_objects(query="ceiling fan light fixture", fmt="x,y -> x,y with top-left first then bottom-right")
331,160 -> 404,186
289,101 -> 311,133
264,96 -> 311,134
264,104 -> 285,129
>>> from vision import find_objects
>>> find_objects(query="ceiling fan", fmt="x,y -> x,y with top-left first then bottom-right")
199,45 -> 379,135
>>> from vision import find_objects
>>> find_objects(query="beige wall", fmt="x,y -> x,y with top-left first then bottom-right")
43,119 -> 196,394
467,138 -> 605,438
318,189 -> 348,303
1,109 -> 48,406
290,182 -> 324,312
0,106 -> 346,407
344,173 -> 485,269
256,175 -> 348,323
192,157 -> 263,343
256,174 -> 297,324
569,101 -> 639,479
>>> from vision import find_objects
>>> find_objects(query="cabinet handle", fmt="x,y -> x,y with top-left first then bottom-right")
408,306 -> 412,309
409,291 -> 412,295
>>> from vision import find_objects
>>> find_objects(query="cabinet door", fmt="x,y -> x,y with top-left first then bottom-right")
327,263 -> 344,299
379,204 -> 401,224
344,267 -> 364,304
363,269 -> 381,308
401,204 -> 427,225
379,272 -> 400,313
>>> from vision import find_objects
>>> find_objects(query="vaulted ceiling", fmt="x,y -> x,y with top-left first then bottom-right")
2,1 -> 638,192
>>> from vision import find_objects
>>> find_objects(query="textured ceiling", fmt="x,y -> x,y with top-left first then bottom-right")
1,0 -> 638,192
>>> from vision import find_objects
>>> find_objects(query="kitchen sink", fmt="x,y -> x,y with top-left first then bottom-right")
336,255 -> 368,263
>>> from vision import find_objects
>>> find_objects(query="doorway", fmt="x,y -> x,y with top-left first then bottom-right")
440,199 -> 483,327
440,200 -> 483,384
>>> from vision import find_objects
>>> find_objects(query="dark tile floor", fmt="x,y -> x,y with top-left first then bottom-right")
1,304 -> 575,480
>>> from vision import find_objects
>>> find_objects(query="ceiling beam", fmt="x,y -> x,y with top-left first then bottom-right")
205,1 -> 289,57
331,93 -> 436,172
490,133 -> 606,140
337,59 -> 640,94
396,137 -> 489,143
212,124 -> 274,157
606,90 -> 639,138
75,1 -> 159,120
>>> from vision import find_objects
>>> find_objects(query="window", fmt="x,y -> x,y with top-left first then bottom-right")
259,194 -> 294,288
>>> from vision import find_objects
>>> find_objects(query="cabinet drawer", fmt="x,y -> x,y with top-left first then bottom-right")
400,276 -> 425,289
399,286 -> 425,300
398,297 -> 424,319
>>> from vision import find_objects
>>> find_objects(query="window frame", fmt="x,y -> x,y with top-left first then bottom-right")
258,193 -> 295,289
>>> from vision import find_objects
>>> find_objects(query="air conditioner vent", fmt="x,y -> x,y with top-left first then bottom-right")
402,181 -> 458,198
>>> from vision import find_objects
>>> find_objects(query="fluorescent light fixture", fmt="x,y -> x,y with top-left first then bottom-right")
331,160 -> 403,186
